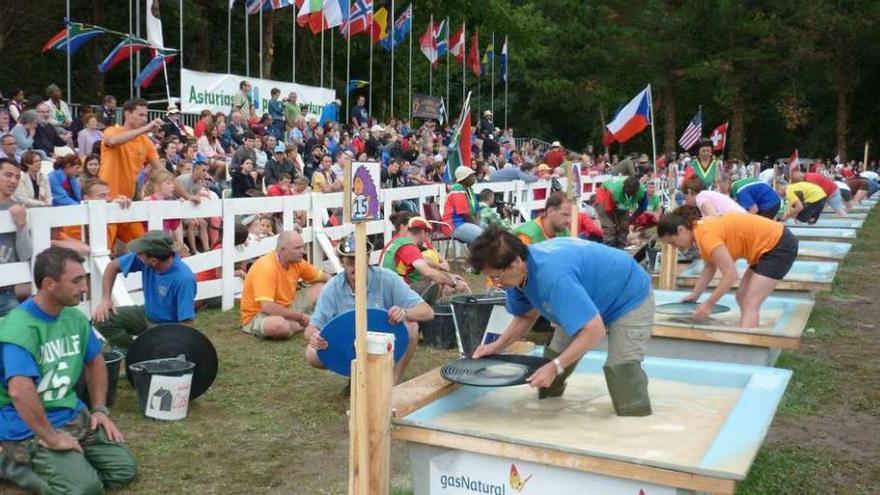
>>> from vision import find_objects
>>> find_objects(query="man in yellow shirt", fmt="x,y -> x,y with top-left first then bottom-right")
777,181 -> 827,224
240,231 -> 330,339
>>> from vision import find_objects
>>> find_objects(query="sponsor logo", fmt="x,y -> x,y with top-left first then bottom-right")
508,464 -> 533,492
439,475 -> 506,494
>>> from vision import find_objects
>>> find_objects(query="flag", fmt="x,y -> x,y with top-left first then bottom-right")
98,36 -> 151,73
678,109 -> 702,150
346,79 -> 370,93
371,7 -> 389,44
380,4 -> 412,52
134,51 -> 177,88
481,36 -> 494,73
789,149 -> 799,174
449,24 -> 465,63
709,122 -> 728,152
229,0 -> 237,8
341,0 -> 372,39
438,97 -> 447,125
247,0 -> 295,14
445,92 -> 473,183
602,85 -> 652,146
499,37 -> 508,82
419,18 -> 438,66
42,22 -> 107,55
467,31 -> 481,76
834,153 -> 841,164
146,0 -> 165,50
434,20 -> 447,58
298,0 -> 350,34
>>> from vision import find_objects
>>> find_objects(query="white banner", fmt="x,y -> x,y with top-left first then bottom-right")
180,68 -> 336,120
429,449 -> 676,495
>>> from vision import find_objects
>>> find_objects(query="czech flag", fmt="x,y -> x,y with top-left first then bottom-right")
98,36 -> 151,73
603,85 -> 652,146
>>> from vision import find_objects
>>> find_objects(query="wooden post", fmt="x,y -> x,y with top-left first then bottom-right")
863,141 -> 869,170
566,161 -> 579,237
659,243 -> 678,290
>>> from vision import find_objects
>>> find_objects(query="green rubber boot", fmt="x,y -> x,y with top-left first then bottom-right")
0,454 -> 49,494
538,347 -> 579,399
603,362 -> 652,416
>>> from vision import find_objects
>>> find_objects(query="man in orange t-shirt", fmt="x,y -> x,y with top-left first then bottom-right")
240,231 -> 330,340
99,98 -> 163,248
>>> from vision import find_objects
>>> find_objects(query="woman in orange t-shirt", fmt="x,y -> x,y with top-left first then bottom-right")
657,206 -> 799,327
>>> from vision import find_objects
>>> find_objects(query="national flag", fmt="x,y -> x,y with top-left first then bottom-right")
449,24 -> 465,63
380,4 -> 412,52
789,149 -> 799,174
419,18 -> 439,66
834,153 -> 841,164
438,97 -> 447,125
371,7 -> 389,44
434,20 -> 447,59
42,22 -> 107,55
134,50 -> 177,88
467,31 -> 481,76
709,122 -> 728,152
498,37 -> 508,82
602,85 -> 652,146
341,0 -> 372,39
678,109 -> 702,150
445,92 -> 473,183
346,79 -> 370,93
229,0 -> 237,8
146,0 -> 165,50
246,0 -> 295,14
98,36 -> 151,73
481,35 -> 494,73
298,0 -> 350,34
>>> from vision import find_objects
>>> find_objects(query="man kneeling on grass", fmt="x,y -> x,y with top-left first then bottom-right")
304,235 -> 434,384
0,247 -> 136,493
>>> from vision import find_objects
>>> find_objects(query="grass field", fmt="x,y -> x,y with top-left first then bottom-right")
3,209 -> 879,494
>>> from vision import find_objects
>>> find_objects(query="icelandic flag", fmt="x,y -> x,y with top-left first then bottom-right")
298,0 -> 350,34
341,0 -> 373,39
98,36 -> 151,73
602,85 -> 652,146
434,20 -> 448,58
498,37 -> 508,82
380,4 -> 412,52
134,51 -> 177,88
42,22 -> 107,55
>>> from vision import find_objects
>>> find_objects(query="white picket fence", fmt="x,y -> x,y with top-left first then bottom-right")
1,174 -> 610,317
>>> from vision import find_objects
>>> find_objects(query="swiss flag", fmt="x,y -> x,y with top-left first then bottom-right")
709,122 -> 728,151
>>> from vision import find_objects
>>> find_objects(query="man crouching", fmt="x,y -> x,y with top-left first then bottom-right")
0,247 -> 136,493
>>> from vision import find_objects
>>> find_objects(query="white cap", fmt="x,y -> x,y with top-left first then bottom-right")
550,141 -> 562,148
454,166 -> 476,183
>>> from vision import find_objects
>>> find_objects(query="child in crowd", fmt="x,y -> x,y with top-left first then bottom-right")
80,153 -> 101,181
232,158 -> 258,198
144,169 -> 188,254
477,189 -> 513,231
266,173 -> 294,196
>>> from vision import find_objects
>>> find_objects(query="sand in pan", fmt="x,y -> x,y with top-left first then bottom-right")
655,307 -> 784,329
433,374 -> 742,468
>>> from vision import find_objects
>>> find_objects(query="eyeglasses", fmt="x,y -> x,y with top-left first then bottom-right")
487,267 -> 508,283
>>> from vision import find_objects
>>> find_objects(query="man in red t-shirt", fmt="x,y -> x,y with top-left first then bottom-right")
267,173 -> 294,196
792,169 -> 846,215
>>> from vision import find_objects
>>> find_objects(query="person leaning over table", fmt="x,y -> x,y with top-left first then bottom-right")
468,226 -> 654,417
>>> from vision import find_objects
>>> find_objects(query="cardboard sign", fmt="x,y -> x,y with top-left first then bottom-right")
349,161 -> 382,223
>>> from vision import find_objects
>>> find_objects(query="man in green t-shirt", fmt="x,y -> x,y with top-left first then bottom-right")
0,247 -> 136,493
283,92 -> 301,135
515,192 -> 572,246
595,176 -> 648,247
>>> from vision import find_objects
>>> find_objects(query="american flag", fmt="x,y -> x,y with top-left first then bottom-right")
678,109 -> 702,151
341,0 -> 373,39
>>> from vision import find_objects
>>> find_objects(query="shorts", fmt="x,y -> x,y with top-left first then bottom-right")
826,190 -> 845,211
241,312 -> 272,338
751,228 -> 798,280
797,198 -> 826,224
756,203 -> 780,220
839,189 -> 852,202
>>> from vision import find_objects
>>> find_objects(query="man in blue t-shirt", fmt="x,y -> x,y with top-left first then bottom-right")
0,247 -> 136,493
469,226 -> 654,417
721,176 -> 782,220
92,231 -> 197,350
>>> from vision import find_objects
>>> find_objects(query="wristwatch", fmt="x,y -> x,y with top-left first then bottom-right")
91,405 -> 111,417
552,358 -> 565,375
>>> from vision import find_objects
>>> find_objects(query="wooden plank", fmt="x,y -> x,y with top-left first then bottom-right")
392,367 -> 459,419
676,277 -> 829,293
392,426 -> 737,494
652,325 -> 801,349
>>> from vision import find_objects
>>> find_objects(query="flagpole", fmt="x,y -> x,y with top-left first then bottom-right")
504,36 -> 508,130
136,0 -> 142,97
65,1 -> 71,107
490,32 -> 495,113
445,17 -> 450,114
227,1 -> 232,73
179,0 -> 183,74
368,1 -> 373,117
259,6 -> 263,79
320,24 -> 325,87
461,22 -> 466,115
130,0 -> 134,99
346,22 -> 351,123
331,27 -> 335,92
428,15 -> 433,98
408,8 -> 413,121
389,0 -> 395,118
244,2 -> 250,77
648,84 -> 658,175
292,6 -> 296,83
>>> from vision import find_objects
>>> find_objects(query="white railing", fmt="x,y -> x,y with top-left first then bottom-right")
2,174 -> 610,316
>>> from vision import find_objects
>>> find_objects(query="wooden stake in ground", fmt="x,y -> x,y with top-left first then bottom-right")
864,141 -> 869,171
344,161 -> 388,494
565,161 -> 580,237
659,163 -> 678,290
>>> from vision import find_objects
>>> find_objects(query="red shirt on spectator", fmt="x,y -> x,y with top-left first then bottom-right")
544,148 -> 566,168
804,172 -> 837,196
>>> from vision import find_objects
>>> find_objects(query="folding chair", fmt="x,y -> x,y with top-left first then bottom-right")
421,202 -> 456,259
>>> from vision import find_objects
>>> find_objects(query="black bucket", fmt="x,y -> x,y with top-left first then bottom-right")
450,294 -> 507,356
74,348 -> 125,408
420,303 -> 456,350
129,357 -> 195,421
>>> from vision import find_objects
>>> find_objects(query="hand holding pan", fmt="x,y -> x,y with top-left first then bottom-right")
441,354 -> 550,387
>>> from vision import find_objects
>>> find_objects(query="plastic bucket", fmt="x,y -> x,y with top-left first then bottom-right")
420,303 -> 456,350
74,348 -> 125,408
129,357 -> 195,421
450,294 -> 507,356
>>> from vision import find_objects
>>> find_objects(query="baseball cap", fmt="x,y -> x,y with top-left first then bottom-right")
167,104 -> 180,114
129,231 -> 176,257
336,234 -> 373,257
407,216 -> 433,231
536,164 -> 551,172
274,143 -> 286,153
550,141 -> 562,148
193,153 -> 207,165
454,166 -> 476,183
639,153 -> 649,163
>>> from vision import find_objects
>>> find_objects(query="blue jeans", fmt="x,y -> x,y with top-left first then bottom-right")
453,223 -> 484,244
0,288 -> 18,318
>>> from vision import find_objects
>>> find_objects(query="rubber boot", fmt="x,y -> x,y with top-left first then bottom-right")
0,454 -> 49,494
603,362 -> 652,416
538,347 -> 579,399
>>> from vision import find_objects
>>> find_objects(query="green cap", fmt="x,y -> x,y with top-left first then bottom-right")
129,231 -> 176,257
